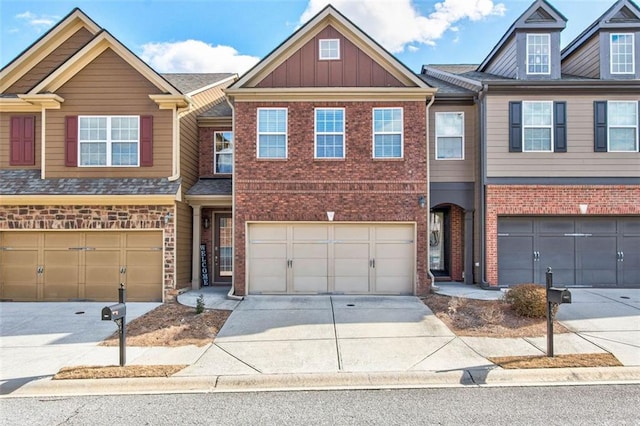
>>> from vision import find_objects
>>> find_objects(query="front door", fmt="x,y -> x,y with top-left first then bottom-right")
214,213 -> 233,283
429,209 -> 450,277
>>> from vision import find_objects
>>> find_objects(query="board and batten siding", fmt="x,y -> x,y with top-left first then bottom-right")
45,49 -> 173,178
561,36 -> 600,79
486,94 -> 640,177
0,112 -> 41,169
5,28 -> 95,94
484,37 -> 517,79
429,104 -> 477,182
255,25 -> 403,88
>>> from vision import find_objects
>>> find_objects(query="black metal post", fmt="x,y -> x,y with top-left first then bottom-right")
546,267 -> 554,357
118,283 -> 126,366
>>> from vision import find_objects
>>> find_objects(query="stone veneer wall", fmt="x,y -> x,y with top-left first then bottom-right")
0,205 -> 176,298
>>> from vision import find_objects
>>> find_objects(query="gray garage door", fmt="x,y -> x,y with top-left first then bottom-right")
498,217 -> 640,288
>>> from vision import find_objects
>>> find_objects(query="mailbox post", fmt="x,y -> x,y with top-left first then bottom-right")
545,267 -> 572,357
101,284 -> 126,366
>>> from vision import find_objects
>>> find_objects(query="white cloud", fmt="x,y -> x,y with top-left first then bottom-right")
16,11 -> 59,32
300,0 -> 505,53
140,40 -> 259,74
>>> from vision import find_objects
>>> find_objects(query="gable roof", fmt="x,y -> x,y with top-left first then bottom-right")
478,0 -> 567,72
227,5 -> 432,93
162,73 -> 236,95
562,0 -> 640,59
0,8 -> 101,93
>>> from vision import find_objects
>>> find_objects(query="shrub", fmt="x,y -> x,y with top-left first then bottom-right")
504,284 -> 556,318
195,294 -> 205,314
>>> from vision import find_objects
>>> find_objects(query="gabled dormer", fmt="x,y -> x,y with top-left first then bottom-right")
478,0 -> 567,80
562,0 -> 640,80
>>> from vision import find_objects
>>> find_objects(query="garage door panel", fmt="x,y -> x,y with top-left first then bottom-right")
249,239 -> 287,293
621,236 -> 640,286
538,218 -> 575,234
334,243 -> 369,293
376,225 -> 413,241
538,236 -> 575,286
498,236 -> 533,285
579,219 -> 616,234
334,225 -> 369,240
621,219 -> 640,234
375,276 -> 412,294
44,232 -> 81,248
1,250 -> 38,300
2,232 -> 40,247
251,225 -> 287,240
125,232 -> 162,248
498,218 -> 533,233
86,233 -> 121,247
292,225 -> 328,240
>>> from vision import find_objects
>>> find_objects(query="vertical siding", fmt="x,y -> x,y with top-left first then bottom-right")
562,36 -> 600,78
256,25 -> 404,88
486,94 -> 640,177
484,37 -> 517,79
45,49 -> 173,178
175,200 -> 192,289
429,104 -> 477,182
5,28 -> 95,94
0,112 -> 42,169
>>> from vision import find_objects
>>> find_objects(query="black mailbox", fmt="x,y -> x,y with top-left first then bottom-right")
102,303 -> 126,321
548,287 -> 572,304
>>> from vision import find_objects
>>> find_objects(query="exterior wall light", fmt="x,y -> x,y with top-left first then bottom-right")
418,195 -> 426,209
164,212 -> 172,225
579,204 -> 588,214
203,216 -> 211,229
327,211 -> 335,221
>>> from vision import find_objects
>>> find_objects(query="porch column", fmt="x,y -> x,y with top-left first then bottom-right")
464,209 -> 474,284
191,205 -> 202,290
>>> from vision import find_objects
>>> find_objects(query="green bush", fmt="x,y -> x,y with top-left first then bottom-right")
504,284 -> 556,318
195,294 -> 205,314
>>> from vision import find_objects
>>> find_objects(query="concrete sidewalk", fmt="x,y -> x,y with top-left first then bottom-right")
1,286 -> 639,397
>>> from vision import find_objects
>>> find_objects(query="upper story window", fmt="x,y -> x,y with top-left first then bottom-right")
373,108 -> 403,158
610,33 -> 635,74
526,34 -> 550,75
257,108 -> 287,159
315,108 -> 345,158
79,116 -> 139,166
608,101 -> 638,152
435,112 -> 464,160
214,131 -> 233,173
522,101 -> 553,152
319,39 -> 340,60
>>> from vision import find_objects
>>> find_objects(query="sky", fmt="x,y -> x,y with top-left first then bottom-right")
0,0 -> 625,75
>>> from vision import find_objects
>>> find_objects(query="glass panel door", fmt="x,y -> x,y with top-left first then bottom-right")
214,213 -> 233,282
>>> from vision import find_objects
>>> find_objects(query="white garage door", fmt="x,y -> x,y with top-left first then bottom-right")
247,223 -> 414,294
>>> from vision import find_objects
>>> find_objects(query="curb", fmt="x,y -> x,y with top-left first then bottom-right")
3,367 -> 640,397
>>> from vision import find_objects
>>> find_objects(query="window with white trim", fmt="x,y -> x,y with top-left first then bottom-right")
373,108 -> 403,158
319,39 -> 340,60
214,131 -> 233,173
526,34 -> 550,75
608,101 -> 638,152
79,116 -> 139,166
611,33 -> 635,74
315,108 -> 344,158
257,108 -> 287,159
522,101 -> 553,152
435,112 -> 464,159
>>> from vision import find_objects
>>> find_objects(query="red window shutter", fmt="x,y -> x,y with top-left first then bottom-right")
10,116 -> 36,166
65,116 -> 78,166
140,115 -> 153,166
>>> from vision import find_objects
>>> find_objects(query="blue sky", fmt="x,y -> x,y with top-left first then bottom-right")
0,0 -> 623,74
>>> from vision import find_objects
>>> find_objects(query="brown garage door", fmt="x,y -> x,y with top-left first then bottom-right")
0,231 -> 163,301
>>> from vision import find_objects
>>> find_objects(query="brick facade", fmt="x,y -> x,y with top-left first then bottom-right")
199,127 -> 232,177
0,204 -> 176,298
449,204 -> 464,281
485,185 -> 640,285
233,100 -> 430,296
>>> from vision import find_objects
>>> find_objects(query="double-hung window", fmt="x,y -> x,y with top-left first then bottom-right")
257,108 -> 287,159
79,116 -> 139,166
435,112 -> 464,159
608,101 -> 638,152
373,108 -> 403,158
214,131 -> 233,173
526,34 -> 550,75
610,33 -> 634,74
522,101 -> 553,152
315,108 -> 344,158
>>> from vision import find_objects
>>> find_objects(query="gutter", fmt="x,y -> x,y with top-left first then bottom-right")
225,95 -> 243,301
425,94 -> 437,292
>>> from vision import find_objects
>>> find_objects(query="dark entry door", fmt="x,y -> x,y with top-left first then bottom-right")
214,213 -> 233,283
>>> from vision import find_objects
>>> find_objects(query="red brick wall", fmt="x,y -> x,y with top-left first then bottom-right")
450,205 -> 464,281
234,100 -> 429,295
485,185 -> 640,286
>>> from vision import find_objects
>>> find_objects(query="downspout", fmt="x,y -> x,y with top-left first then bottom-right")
225,95 -> 243,301
477,83 -> 496,290
425,94 -> 437,292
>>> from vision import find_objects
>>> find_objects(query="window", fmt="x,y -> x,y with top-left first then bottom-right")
526,34 -> 550,75
79,116 -> 139,166
315,108 -> 345,158
435,112 -> 464,159
319,39 -> 340,60
373,108 -> 403,158
611,33 -> 634,74
257,108 -> 287,159
214,131 -> 233,173
522,101 -> 553,152
608,101 -> 638,152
